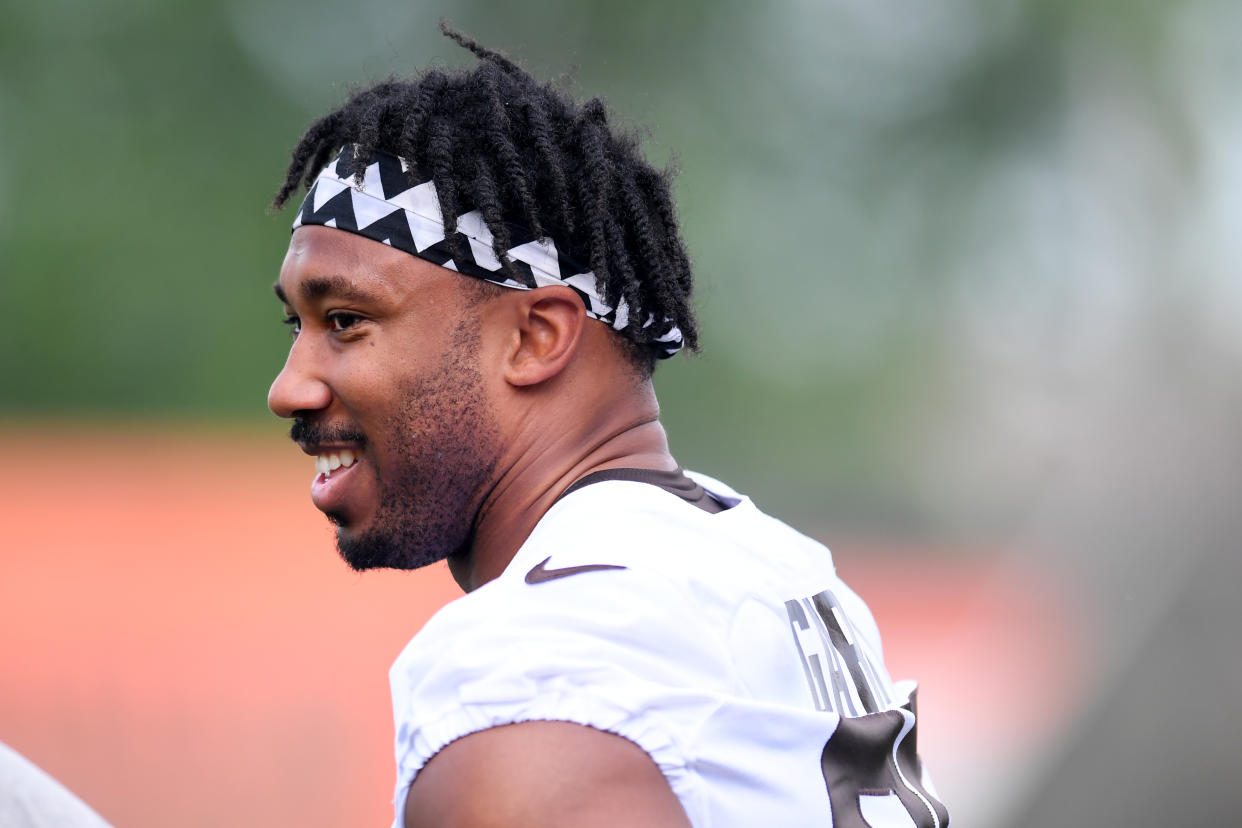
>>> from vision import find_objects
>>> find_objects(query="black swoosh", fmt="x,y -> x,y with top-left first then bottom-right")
524,556 -> 628,584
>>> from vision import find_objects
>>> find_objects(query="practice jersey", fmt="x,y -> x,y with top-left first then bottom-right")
389,472 -> 950,828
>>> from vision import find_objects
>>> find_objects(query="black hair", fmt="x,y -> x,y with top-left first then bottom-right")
273,22 -> 698,375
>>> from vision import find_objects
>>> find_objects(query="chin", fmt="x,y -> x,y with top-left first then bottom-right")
334,524 -> 458,573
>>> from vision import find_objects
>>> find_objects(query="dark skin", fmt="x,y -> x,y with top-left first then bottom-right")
405,721 -> 690,828
268,226 -> 692,827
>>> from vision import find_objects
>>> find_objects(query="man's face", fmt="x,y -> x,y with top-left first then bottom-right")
268,226 -> 502,571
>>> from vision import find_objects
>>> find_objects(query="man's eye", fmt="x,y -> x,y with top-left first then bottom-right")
327,312 -> 363,332
282,314 -> 301,338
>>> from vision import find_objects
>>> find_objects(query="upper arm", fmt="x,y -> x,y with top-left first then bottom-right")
403,720 -> 693,828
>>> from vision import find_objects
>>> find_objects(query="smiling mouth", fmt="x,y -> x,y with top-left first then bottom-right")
309,447 -> 368,519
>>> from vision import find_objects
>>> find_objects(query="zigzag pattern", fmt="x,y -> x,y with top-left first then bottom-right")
292,145 -> 684,358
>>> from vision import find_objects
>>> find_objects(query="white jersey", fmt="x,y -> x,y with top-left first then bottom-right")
389,472 -> 949,828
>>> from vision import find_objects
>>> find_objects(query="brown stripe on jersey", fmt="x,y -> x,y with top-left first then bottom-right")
557,467 -> 729,514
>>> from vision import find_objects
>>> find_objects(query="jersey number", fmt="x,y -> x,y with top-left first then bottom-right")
787,591 -> 950,827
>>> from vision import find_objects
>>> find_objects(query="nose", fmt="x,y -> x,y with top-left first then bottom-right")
267,341 -> 332,418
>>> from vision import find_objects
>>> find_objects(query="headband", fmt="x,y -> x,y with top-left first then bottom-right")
292,145 -> 683,358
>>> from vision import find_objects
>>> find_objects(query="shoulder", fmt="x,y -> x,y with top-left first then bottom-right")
389,475 -> 855,824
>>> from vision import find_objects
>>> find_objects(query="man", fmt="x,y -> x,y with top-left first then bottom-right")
268,24 -> 949,828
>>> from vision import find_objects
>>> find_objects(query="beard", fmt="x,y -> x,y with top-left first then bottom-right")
332,318 -> 501,572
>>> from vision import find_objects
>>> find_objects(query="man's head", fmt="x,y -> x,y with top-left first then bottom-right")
270,227 -> 504,571
272,24 -> 697,374
268,26 -> 696,573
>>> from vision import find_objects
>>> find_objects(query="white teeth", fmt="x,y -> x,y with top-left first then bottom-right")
315,450 -> 360,478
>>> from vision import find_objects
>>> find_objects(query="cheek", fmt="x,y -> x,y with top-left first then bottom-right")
332,345 -> 410,405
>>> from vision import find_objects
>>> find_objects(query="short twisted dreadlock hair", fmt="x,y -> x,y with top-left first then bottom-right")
273,24 -> 698,375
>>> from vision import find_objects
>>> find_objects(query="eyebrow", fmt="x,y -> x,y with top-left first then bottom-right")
272,275 -> 384,305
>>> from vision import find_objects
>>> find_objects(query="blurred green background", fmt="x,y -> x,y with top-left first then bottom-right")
2,0 -> 1237,528
3,0 -> 1240,825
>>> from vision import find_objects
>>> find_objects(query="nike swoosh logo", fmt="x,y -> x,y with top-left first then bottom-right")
524,556 -> 628,584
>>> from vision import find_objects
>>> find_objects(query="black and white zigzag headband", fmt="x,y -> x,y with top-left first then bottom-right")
292,145 -> 684,358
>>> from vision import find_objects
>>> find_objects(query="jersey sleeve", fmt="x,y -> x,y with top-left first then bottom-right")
388,564 -> 725,827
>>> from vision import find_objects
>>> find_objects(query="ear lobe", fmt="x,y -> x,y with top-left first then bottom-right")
503,287 -> 587,387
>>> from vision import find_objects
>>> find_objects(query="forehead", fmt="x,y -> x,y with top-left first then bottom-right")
277,225 -> 462,307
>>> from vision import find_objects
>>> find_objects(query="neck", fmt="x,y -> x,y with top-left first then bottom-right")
449,387 -> 675,592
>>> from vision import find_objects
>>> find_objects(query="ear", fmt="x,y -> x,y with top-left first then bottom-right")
502,286 -> 587,387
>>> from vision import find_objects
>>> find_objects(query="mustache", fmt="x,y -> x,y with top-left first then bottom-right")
290,418 -> 368,447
